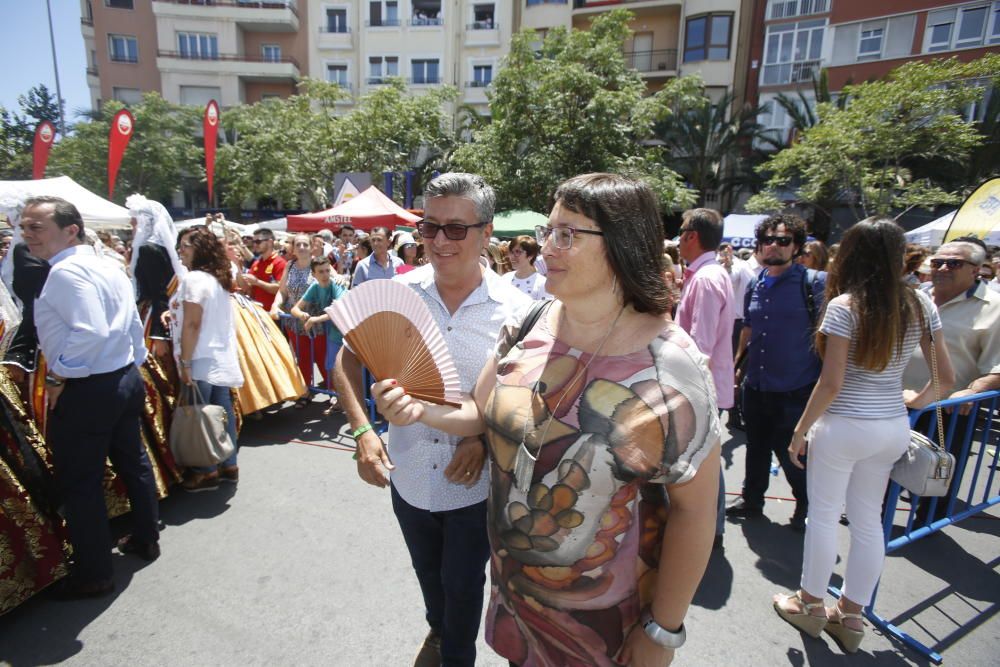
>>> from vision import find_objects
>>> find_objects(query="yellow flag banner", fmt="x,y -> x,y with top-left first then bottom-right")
943,178 -> 1000,244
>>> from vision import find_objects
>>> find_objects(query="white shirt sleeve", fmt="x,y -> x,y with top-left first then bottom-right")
37,269 -> 112,378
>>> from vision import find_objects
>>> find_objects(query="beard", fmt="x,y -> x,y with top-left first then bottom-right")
762,255 -> 791,266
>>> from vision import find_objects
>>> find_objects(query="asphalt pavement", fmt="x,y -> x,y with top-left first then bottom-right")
1,397 -> 997,666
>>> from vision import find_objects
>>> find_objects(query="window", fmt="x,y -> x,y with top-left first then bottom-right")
368,1 -> 399,26
858,26 -> 883,60
112,87 -> 141,104
472,64 -> 492,86
412,58 -> 440,84
685,14 -> 732,62
761,19 -> 824,85
108,34 -> 138,63
325,8 -> 348,32
262,44 -> 282,62
411,0 -> 442,26
925,4 -> 999,51
368,56 -> 399,83
177,33 -> 218,60
471,4 -> 494,29
180,85 -> 221,107
767,0 -> 828,20
327,63 -> 349,88
106,0 -> 133,8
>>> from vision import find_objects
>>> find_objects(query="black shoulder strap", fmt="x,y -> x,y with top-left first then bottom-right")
801,268 -> 818,326
514,299 -> 553,347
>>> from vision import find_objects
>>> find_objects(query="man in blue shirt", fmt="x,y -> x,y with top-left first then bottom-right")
351,225 -> 403,286
23,196 -> 160,598
728,214 -> 826,531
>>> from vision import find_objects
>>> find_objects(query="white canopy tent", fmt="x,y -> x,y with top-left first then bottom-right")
722,214 -> 767,249
0,176 -> 132,230
175,217 -> 252,236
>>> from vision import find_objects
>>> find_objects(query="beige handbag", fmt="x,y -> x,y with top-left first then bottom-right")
890,305 -> 955,497
169,384 -> 235,468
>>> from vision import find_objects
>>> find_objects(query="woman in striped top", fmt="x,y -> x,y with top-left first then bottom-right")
772,219 -> 955,653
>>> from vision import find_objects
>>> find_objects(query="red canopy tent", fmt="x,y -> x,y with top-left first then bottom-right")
286,186 -> 421,233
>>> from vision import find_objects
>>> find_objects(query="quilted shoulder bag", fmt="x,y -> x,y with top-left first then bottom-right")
890,302 -> 955,497
169,383 -> 235,468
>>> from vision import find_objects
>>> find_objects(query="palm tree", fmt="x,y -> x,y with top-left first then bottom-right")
771,69 -> 850,144
654,91 -> 774,210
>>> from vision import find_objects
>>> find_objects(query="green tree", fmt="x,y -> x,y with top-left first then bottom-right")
333,78 -> 457,200
747,55 -> 1000,221
0,84 -> 64,179
653,91 -> 773,210
216,80 -> 346,210
450,10 -> 700,212
47,92 -> 202,202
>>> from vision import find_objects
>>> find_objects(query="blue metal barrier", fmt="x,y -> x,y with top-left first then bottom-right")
828,390 -> 1000,663
276,312 -> 382,427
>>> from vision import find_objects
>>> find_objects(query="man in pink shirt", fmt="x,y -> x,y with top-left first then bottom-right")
676,207 -> 734,550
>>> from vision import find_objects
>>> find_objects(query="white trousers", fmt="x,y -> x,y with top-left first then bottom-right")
800,412 -> 910,606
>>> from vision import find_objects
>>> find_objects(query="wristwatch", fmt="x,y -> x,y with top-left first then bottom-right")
640,608 -> 686,649
44,374 -> 65,388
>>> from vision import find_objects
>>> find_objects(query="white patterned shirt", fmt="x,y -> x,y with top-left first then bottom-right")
388,264 -> 531,511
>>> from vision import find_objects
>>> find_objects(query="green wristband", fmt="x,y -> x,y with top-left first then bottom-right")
352,423 -> 373,439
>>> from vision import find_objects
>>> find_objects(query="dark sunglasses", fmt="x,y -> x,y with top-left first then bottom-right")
417,220 -> 487,241
759,235 -> 794,247
930,258 -> 975,270
252,238 -> 269,244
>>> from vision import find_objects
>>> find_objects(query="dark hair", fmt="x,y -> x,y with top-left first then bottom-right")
340,224 -> 355,233
904,243 -> 928,274
254,228 -> 275,241
512,234 -> 540,262
310,256 -> 331,271
358,238 -> 372,254
681,208 -> 724,252
756,213 -> 807,255
24,195 -> 86,241
370,226 -> 390,238
178,227 -> 234,292
820,217 -> 915,372
553,173 -> 670,315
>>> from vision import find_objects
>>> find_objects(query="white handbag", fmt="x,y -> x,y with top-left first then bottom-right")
890,305 -> 955,497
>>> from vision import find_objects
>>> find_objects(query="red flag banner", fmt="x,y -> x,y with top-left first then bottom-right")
203,100 -> 220,203
32,121 -> 56,180
108,109 -> 135,199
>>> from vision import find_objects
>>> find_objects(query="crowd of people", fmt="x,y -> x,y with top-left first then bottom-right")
0,171 -> 998,667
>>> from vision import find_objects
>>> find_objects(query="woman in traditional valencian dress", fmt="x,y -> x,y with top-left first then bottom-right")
0,251 -> 69,615
125,194 -> 185,491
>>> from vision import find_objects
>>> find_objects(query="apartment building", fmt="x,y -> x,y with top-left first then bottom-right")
80,0 -> 511,116
748,0 -> 1000,145
516,0 -> 751,102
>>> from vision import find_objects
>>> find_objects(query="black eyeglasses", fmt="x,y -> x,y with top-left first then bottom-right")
759,235 -> 794,247
252,239 -> 269,245
417,220 -> 487,241
930,258 -> 976,270
535,225 -> 604,250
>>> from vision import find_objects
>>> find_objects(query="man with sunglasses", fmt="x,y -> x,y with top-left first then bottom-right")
246,229 -> 286,311
351,226 -> 403,287
333,173 -> 529,667
728,214 -> 826,532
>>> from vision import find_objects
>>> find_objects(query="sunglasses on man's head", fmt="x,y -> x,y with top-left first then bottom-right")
930,258 -> 975,270
759,235 -> 794,247
417,220 -> 487,241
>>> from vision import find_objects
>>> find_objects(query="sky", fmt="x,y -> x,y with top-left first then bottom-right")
1,0 -> 89,123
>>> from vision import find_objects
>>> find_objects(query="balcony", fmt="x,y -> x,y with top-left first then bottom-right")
761,59 -> 821,86
408,17 -> 443,27
464,82 -> 489,104
623,49 -> 677,76
572,0 -> 681,14
86,66 -> 99,77
152,0 -> 298,32
157,50 -> 300,81
317,26 -> 353,50
465,22 -> 500,47
364,18 -> 401,27
81,16 -> 93,26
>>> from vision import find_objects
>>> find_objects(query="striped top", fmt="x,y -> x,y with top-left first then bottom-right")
822,289 -> 941,419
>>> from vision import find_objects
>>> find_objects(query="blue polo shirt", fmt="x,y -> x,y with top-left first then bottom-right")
743,263 -> 827,392
352,254 -> 404,286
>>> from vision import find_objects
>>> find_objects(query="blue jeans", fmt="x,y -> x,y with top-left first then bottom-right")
192,380 -> 239,472
391,483 -> 490,667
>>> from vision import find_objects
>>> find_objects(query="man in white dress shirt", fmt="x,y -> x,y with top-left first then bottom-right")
334,174 -> 529,667
22,196 -> 159,598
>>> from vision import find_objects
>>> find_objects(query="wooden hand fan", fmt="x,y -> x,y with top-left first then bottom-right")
325,279 -> 462,407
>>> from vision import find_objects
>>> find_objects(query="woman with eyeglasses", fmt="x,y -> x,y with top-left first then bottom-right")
502,234 -> 549,300
374,173 -> 721,667
773,218 -> 954,653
